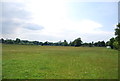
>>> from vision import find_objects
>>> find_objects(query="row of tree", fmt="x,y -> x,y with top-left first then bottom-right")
0,37 -> 115,47
0,38 -> 82,46
0,23 -> 120,49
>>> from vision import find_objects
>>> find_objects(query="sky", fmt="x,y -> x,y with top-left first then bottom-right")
1,0 -> 119,43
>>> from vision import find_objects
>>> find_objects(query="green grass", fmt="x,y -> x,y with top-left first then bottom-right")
2,44 -> 118,79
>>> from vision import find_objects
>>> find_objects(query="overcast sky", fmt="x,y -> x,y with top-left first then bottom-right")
1,0 -> 119,42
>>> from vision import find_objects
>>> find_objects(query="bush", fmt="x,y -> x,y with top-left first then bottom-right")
113,41 -> 119,49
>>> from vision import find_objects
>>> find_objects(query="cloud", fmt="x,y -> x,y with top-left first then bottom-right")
2,20 -> 21,34
2,2 -> 30,20
1,2 -> 29,34
1,1 -> 115,42
40,19 -> 103,35
24,23 -> 44,30
31,19 -> 113,42
1,2 -> 44,35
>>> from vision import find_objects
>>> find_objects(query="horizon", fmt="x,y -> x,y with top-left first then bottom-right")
0,37 -> 113,43
1,0 -> 119,42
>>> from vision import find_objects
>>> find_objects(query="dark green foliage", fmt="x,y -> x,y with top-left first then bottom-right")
69,41 -> 74,46
73,38 -> 82,47
4,39 -> 14,44
0,38 -> 4,43
43,41 -> 49,45
106,41 -> 110,46
57,41 -> 63,46
62,40 -> 68,46
109,38 -> 115,49
1,38 -> 107,47
39,42 -> 43,45
115,23 -> 120,49
1,38 -> 81,46
20,40 -> 29,45
101,41 -> 106,47
0,37 -> 114,49
113,40 -> 119,49
83,42 -> 93,47
82,42 -> 89,47
33,41 -> 39,45
15,38 -> 20,44
106,37 -> 119,50
115,23 -> 120,43
93,41 -> 105,47
88,43 -> 92,47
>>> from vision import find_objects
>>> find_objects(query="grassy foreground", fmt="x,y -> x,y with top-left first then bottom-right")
2,44 -> 118,79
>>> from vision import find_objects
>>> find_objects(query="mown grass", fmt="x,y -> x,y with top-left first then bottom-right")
2,44 -> 118,79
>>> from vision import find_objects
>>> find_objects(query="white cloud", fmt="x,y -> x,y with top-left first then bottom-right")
1,0 -> 115,42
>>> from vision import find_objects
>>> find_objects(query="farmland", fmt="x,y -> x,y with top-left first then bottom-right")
2,44 -> 118,79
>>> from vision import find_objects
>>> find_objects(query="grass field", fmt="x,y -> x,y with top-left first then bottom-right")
2,44 -> 118,79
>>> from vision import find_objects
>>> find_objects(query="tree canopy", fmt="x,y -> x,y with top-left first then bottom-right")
115,23 -> 120,49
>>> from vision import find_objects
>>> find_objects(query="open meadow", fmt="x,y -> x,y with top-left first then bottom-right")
2,44 -> 118,79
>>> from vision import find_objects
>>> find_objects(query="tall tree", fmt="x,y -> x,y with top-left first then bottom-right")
101,41 -> 106,47
0,38 -> 4,43
15,38 -> 20,44
73,38 -> 82,47
109,37 -> 115,49
115,23 -> 120,49
43,41 -> 49,45
113,39 -> 119,49
63,40 -> 68,46
88,43 -> 92,47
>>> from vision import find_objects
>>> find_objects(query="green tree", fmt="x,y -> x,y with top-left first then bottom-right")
83,42 -> 89,46
15,38 -> 20,44
69,41 -> 72,46
33,41 -> 39,45
69,41 -> 75,46
113,40 -> 119,49
0,38 -> 4,43
63,40 -> 68,46
5,39 -> 14,44
58,41 -> 63,46
88,43 -> 92,47
101,41 -> 106,47
97,41 -> 101,47
94,42 -> 98,46
106,41 -> 110,46
115,23 -> 120,49
73,38 -> 82,47
109,37 -> 115,49
44,41 -> 49,45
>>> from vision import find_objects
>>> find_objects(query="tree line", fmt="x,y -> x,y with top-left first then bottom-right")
106,23 -> 120,50
0,23 -> 120,50
0,37 -> 116,48
0,38 -> 82,46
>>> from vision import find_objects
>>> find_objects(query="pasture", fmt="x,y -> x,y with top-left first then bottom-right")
2,44 -> 118,79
